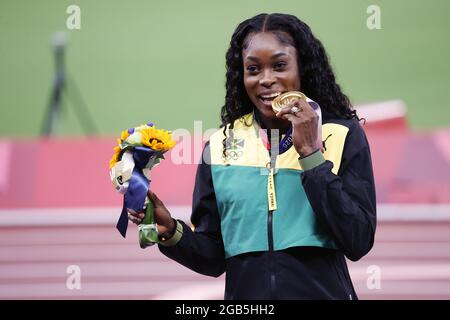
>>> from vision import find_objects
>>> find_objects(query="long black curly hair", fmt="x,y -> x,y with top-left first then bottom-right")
220,13 -> 359,153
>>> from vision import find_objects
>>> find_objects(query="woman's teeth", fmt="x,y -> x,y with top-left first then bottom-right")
260,92 -> 281,101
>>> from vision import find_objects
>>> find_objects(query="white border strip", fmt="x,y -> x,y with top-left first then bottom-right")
0,204 -> 450,227
354,100 -> 407,122
0,206 -> 192,227
376,204 -> 450,221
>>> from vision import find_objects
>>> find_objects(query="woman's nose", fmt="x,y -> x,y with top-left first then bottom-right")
259,70 -> 276,88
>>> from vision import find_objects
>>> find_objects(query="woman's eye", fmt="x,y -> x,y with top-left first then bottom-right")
246,65 -> 259,73
274,62 -> 287,69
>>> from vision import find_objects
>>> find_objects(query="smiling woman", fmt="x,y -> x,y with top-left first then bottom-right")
242,32 -> 300,132
128,13 -> 377,300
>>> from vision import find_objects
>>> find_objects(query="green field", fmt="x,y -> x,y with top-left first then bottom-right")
1,0 -> 449,136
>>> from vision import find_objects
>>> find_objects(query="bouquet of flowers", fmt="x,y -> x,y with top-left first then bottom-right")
109,122 -> 176,248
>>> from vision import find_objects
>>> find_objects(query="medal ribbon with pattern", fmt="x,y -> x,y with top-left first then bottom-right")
261,91 -> 308,211
259,128 -> 292,212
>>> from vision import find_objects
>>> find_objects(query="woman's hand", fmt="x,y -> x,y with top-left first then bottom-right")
127,190 -> 175,238
276,98 -> 319,157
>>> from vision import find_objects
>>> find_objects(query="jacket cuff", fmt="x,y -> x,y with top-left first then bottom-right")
299,149 -> 326,171
159,220 -> 183,247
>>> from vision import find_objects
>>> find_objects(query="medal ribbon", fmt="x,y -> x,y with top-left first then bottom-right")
258,126 -> 293,155
267,168 -> 277,211
255,124 -> 293,213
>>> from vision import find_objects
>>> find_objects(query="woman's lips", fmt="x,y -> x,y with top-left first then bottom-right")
259,97 -> 274,108
258,92 -> 284,108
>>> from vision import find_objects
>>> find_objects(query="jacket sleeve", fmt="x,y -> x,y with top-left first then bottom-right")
158,142 -> 226,277
301,121 -> 377,261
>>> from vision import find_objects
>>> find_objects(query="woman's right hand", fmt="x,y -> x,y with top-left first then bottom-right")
127,190 -> 175,238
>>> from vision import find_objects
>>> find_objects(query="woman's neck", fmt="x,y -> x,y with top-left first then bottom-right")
254,110 -> 290,134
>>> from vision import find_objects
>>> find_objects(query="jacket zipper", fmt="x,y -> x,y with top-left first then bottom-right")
267,209 -> 275,298
261,126 -> 279,300
268,210 -> 274,252
267,152 -> 276,299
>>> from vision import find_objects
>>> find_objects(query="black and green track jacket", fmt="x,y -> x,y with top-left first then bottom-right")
159,109 -> 376,300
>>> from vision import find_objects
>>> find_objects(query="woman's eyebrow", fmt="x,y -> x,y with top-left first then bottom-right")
245,56 -> 260,62
245,52 -> 288,62
271,52 -> 288,59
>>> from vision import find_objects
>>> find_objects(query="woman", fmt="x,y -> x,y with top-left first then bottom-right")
129,13 -> 376,300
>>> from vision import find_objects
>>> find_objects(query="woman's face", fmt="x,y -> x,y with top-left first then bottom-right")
243,32 -> 301,121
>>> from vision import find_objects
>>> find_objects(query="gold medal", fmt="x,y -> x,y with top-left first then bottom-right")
272,91 -> 306,113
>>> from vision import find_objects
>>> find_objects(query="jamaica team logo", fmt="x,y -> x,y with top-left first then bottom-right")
224,137 -> 244,160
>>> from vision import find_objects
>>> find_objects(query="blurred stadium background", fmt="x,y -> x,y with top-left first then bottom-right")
1,0 -> 450,299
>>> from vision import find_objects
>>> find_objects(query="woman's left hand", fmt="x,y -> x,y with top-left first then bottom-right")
276,98 -> 319,157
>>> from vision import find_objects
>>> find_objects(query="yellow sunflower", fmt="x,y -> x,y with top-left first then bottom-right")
120,130 -> 130,142
109,145 -> 121,168
140,126 -> 176,151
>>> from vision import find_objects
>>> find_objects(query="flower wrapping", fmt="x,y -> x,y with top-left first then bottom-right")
109,123 -> 176,248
